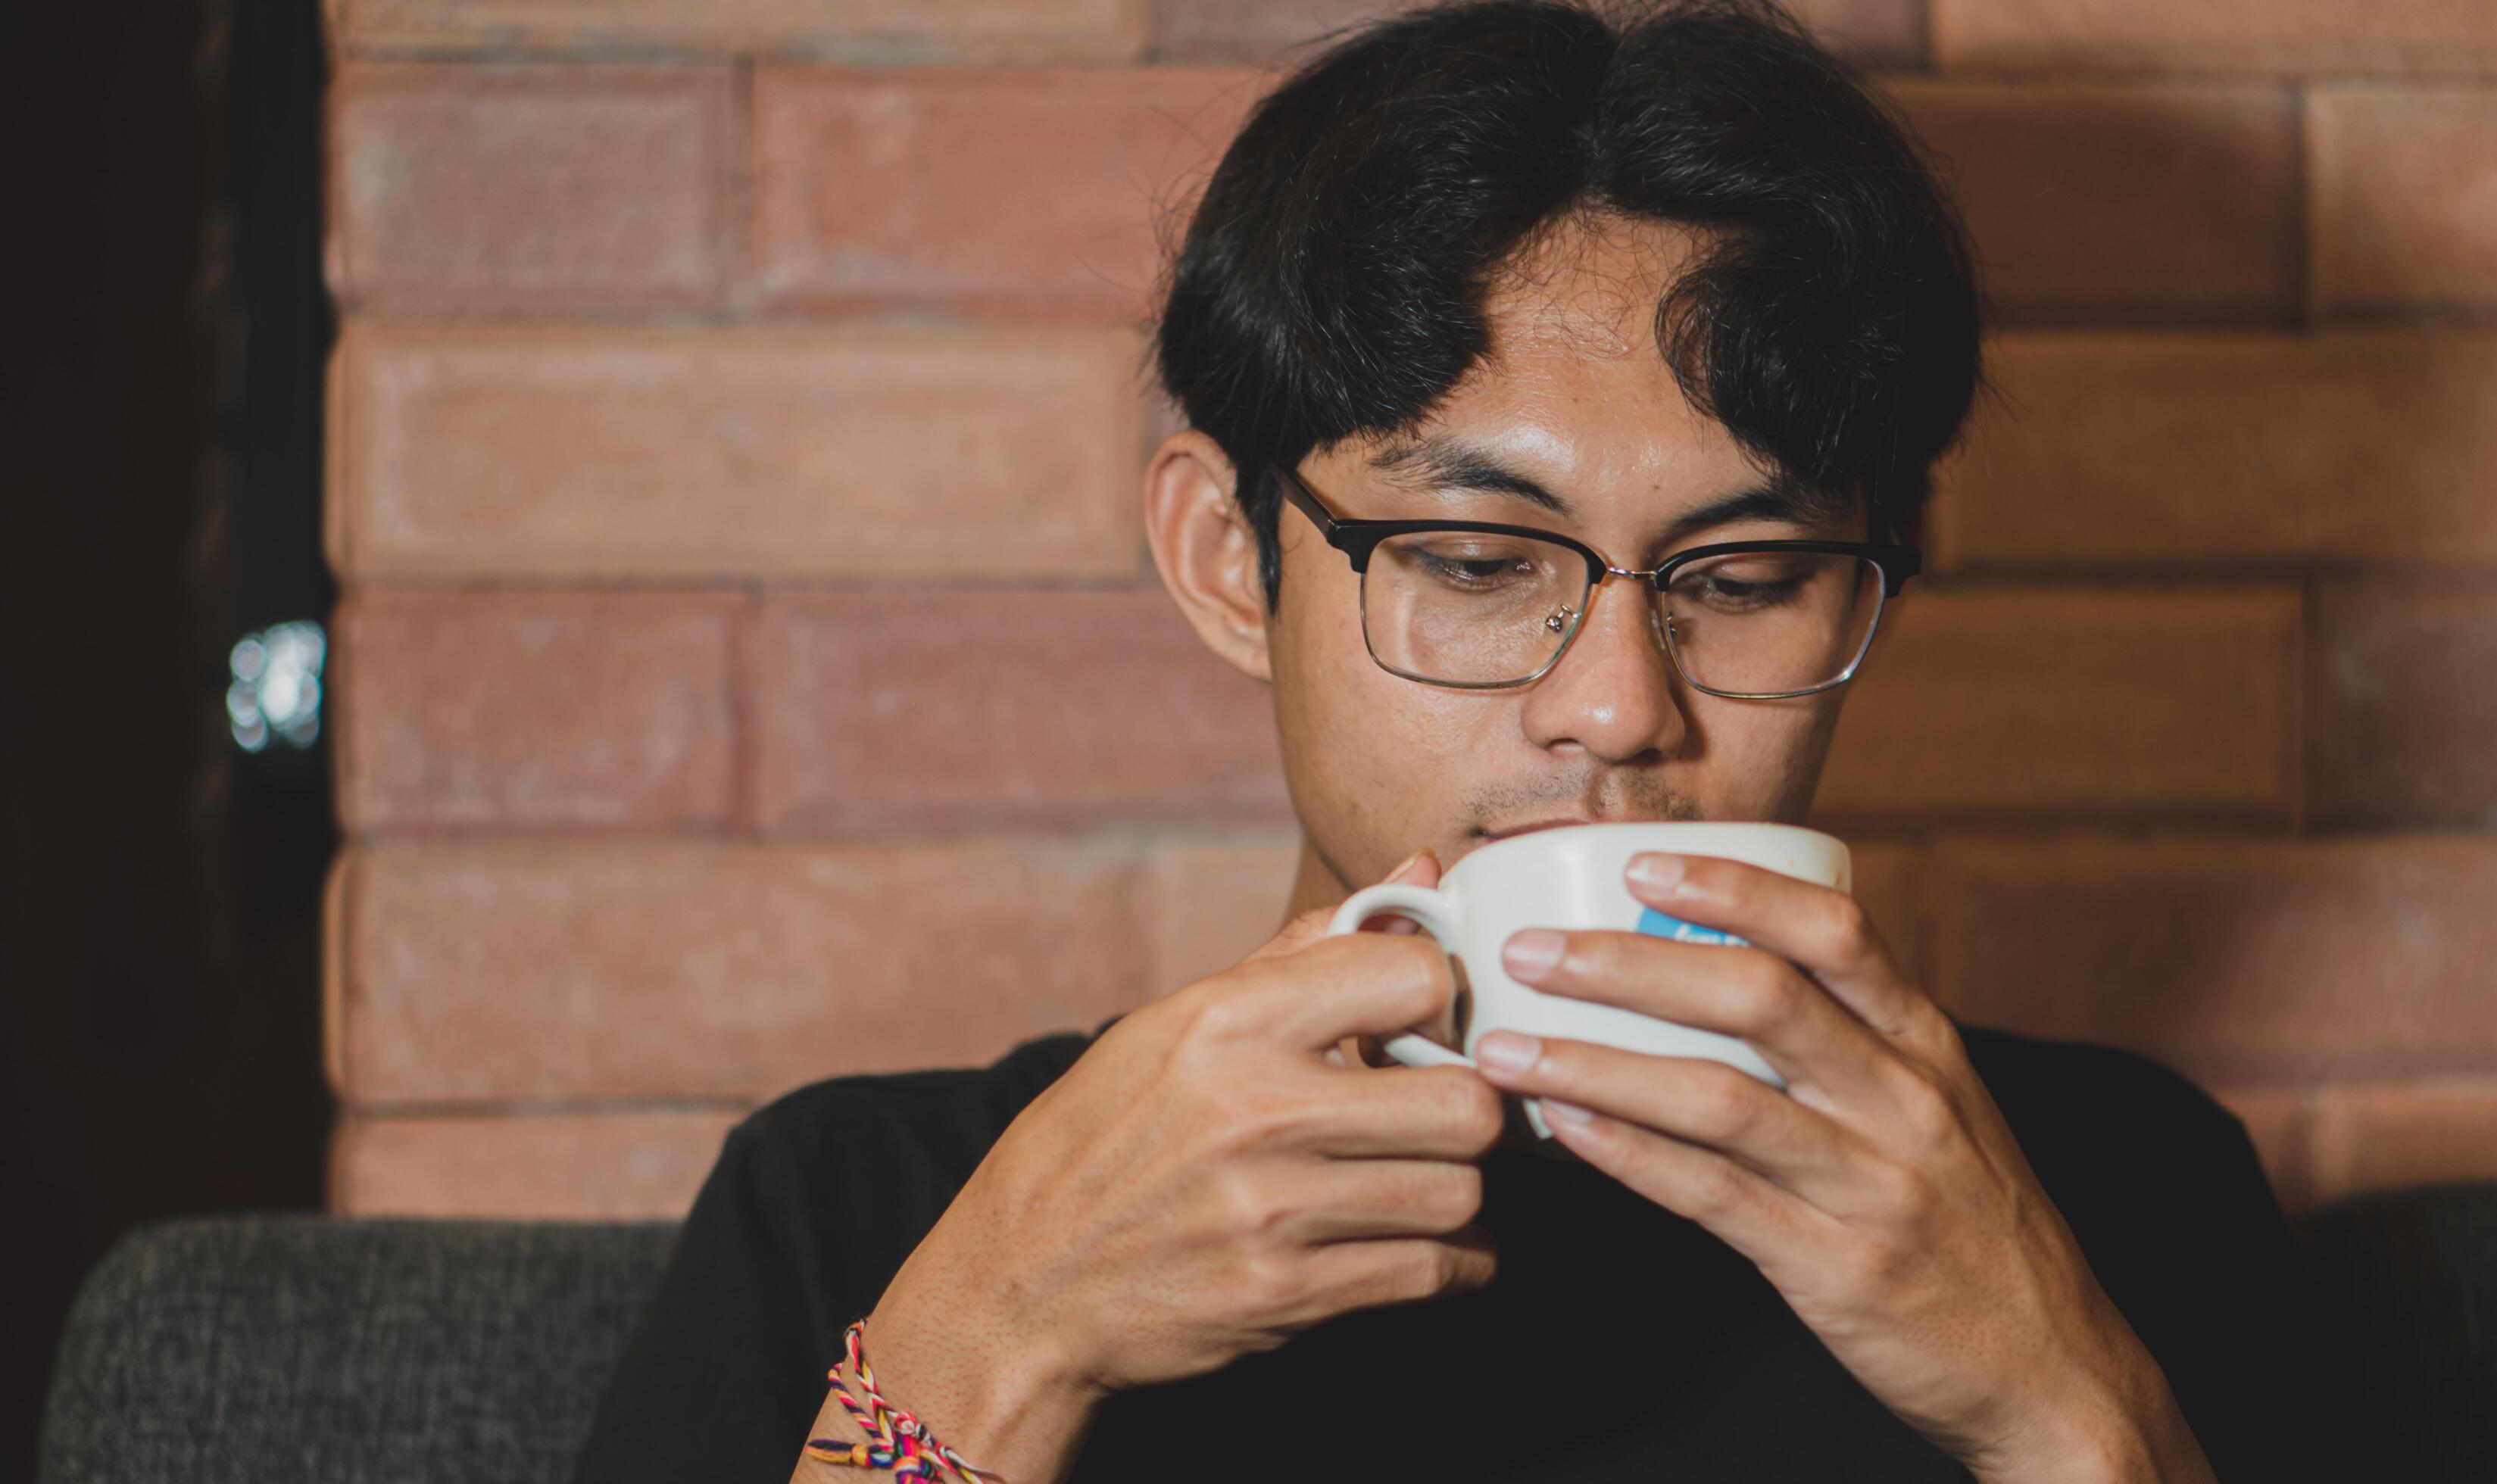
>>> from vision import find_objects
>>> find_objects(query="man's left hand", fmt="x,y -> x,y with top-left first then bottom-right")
1469,850 -> 2218,1484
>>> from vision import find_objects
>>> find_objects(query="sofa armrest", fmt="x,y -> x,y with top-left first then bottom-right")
38,1214 -> 679,1484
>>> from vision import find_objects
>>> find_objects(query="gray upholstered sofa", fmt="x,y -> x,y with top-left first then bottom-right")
36,1185 -> 2497,1482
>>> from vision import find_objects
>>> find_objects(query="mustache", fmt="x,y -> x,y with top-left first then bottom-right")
1461,774 -> 1706,830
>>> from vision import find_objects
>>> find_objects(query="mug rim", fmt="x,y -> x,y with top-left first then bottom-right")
1453,818 -> 1845,874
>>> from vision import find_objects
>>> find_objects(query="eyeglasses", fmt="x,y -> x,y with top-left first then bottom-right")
1276,465 -> 1921,699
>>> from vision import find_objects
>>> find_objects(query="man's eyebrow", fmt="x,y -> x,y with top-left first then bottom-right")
1369,433 -> 1856,547
1658,476 -> 1855,548
1368,435 -> 1575,518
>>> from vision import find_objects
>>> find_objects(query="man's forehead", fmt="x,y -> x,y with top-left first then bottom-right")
1347,214 -> 1862,538
1419,227 -> 1759,499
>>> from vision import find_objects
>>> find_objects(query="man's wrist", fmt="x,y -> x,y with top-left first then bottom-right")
1971,1339 -> 2215,1484
1981,1404 -> 2157,1484
851,1283 -> 1104,1484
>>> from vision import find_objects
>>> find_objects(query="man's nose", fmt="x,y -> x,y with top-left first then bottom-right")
1517,577 -> 1687,762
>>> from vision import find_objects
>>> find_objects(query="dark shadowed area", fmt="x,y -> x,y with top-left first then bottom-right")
3,0 -> 334,1474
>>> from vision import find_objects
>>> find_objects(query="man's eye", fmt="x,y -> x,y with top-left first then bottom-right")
1704,575 -> 1802,603
1376,529 -> 1578,606
1431,555 -> 1523,581
1673,561 -> 1812,610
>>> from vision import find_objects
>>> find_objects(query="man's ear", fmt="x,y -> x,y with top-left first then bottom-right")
1144,430 -> 1273,683
1864,491 -> 1920,663
1864,584 -> 1909,665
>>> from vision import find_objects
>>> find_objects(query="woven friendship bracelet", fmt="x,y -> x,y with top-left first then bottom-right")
802,1317 -> 1009,1483
806,1361 -> 937,1477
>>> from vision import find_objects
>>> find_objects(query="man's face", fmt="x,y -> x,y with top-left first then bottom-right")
1266,214 -> 1873,896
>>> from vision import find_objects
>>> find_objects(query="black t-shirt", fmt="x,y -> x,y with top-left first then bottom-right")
570,1015 -> 2349,1482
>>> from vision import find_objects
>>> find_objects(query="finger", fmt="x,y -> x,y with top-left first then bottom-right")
1267,1157 -> 1487,1242
1472,1040 -> 1862,1200
1245,926 -> 1460,1055
1502,927 -> 1897,1102
1537,1102 -> 1842,1276
1294,1227 -> 1499,1319
1284,1061 -> 1506,1159
1624,853 -> 1936,1040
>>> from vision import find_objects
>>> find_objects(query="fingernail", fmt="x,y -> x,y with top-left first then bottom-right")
1628,853 -> 1687,893
1502,928 -> 1565,979
1541,1099 -> 1594,1127
1475,1030 -> 1540,1074
1383,849 -> 1425,882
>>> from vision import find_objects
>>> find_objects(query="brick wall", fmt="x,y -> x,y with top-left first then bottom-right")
320,0 -> 2497,1219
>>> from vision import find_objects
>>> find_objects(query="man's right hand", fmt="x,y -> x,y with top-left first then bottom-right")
816,850 -> 1504,1484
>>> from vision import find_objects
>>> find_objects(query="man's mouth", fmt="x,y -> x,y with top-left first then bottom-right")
1479,816 -> 1601,840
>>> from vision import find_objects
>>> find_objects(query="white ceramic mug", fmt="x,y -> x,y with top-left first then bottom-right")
1326,822 -> 1851,1140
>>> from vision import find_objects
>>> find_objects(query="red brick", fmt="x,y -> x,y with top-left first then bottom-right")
1893,81 -> 2299,326
1787,0 -> 1928,61
2311,86 -> 2497,316
2310,1080 -> 2497,1202
1932,0 -> 2497,75
754,589 -> 1289,836
323,854 -> 354,1099
332,840 -> 1151,1105
2208,1085 -> 2315,1211
1142,834 -> 1303,993
1927,837 -> 2497,1084
1147,0 -> 1391,62
1846,842 -> 1926,987
1809,588 -> 2299,825
331,0 -> 1147,62
2307,579 -> 2497,829
329,64 -> 728,313
751,67 -> 1263,320
1150,0 -> 1924,64
329,322 -> 1145,581
334,590 -> 741,834
1934,332 -> 2497,570
332,1109 -> 741,1219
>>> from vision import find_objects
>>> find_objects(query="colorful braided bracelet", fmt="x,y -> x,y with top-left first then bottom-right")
801,1317 -> 1008,1482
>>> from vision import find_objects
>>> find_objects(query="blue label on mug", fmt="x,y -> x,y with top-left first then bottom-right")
1635,906 -> 1748,946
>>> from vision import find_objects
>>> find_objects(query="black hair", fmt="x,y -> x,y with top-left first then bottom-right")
1151,0 -> 1985,608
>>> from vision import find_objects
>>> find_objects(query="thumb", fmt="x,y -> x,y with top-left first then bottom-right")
1365,847 -> 1440,933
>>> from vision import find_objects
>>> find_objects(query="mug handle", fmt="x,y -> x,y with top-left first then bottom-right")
1326,884 -> 1562,1139
1324,884 -> 1475,1071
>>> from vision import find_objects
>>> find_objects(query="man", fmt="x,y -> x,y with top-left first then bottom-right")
572,3 -> 2346,1479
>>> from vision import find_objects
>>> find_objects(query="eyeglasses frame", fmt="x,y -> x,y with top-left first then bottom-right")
1273,464 -> 1924,699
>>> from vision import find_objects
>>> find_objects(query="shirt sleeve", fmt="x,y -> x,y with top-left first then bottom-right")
568,1117 -> 851,1484
2015,1046 -> 2364,1484
563,1034 -> 1095,1484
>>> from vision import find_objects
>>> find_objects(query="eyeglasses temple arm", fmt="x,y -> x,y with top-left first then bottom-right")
1274,466 -> 1337,532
